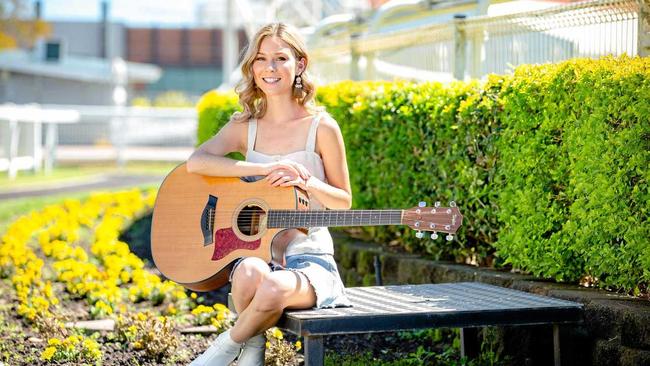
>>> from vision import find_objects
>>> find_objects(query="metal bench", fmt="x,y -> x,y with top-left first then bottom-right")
276,282 -> 583,366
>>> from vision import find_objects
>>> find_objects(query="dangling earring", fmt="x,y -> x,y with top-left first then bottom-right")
293,74 -> 304,99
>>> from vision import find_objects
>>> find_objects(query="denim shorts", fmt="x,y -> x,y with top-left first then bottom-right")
230,253 -> 352,309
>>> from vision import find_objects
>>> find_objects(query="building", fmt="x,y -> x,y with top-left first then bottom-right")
0,44 -> 160,105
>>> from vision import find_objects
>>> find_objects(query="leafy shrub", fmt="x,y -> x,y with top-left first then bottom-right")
494,56 -> 650,291
196,90 -> 240,146
264,327 -> 301,366
195,56 -> 649,293
190,303 -> 234,330
40,334 -> 102,364
115,311 -> 180,361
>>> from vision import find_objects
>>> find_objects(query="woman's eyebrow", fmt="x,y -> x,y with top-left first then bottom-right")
256,51 -> 290,56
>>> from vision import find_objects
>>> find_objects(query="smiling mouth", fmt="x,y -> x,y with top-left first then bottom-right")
262,77 -> 281,84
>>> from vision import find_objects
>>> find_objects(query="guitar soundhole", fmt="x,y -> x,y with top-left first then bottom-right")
237,204 -> 266,236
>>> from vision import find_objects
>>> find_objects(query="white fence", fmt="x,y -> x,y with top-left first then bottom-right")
0,104 -> 79,179
307,0 -> 648,83
0,104 -> 197,179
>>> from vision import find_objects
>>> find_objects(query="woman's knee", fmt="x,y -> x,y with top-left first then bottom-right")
252,275 -> 290,312
231,257 -> 269,286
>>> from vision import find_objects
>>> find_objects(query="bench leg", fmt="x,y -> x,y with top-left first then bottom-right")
304,335 -> 324,366
460,327 -> 480,359
553,324 -> 561,366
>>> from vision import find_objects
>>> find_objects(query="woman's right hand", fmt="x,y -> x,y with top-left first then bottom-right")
262,160 -> 311,181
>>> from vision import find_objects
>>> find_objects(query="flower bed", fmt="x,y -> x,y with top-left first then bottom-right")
0,189 -> 300,365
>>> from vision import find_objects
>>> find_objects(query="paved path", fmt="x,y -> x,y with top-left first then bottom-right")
0,173 -> 165,201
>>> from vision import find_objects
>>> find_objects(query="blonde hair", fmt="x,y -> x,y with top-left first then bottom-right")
230,23 -> 320,123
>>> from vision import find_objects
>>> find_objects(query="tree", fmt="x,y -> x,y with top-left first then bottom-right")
0,0 -> 50,50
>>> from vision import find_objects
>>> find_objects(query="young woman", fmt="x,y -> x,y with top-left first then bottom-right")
187,23 -> 352,366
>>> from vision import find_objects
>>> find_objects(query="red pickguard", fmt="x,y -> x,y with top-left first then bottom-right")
212,228 -> 261,261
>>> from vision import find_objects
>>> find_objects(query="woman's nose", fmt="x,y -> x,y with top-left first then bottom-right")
266,60 -> 277,71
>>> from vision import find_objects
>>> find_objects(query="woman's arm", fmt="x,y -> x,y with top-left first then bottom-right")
306,115 -> 352,210
186,120 -> 268,177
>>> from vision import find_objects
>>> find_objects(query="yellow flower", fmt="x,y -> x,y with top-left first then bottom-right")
47,338 -> 62,346
191,292 -> 197,299
119,270 -> 131,284
40,346 -> 57,361
295,341 -> 302,351
213,303 -> 228,311
265,341 -> 271,349
271,328 -> 283,340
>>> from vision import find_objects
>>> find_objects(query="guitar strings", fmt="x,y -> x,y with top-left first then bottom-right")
207,209 -> 451,226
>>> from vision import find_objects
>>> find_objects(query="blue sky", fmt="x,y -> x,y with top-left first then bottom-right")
36,0 -> 205,26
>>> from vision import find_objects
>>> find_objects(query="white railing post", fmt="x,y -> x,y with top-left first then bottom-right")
350,34 -> 362,81
639,0 -> 650,57
111,58 -> 128,168
453,14 -> 467,81
44,122 -> 57,174
365,51 -> 376,80
223,0 -> 237,87
469,24 -> 485,79
32,107 -> 43,173
8,118 -> 19,179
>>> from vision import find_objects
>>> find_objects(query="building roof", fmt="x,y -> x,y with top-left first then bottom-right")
0,49 -> 161,84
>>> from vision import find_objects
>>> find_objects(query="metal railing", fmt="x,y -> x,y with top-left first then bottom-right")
0,104 -> 80,179
307,0 -> 648,83
0,104 -> 197,178
48,105 -> 197,166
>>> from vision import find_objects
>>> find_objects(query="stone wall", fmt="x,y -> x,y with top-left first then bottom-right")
332,232 -> 650,366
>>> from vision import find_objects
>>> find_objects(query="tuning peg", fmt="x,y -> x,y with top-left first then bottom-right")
431,232 -> 439,240
434,201 -> 441,208
418,201 -> 426,207
446,234 -> 454,241
415,231 -> 424,239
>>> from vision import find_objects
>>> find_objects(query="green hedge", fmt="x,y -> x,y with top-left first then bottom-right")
195,56 -> 649,293
495,57 -> 650,290
196,90 -> 240,145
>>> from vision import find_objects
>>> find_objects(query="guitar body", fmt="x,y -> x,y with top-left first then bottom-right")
151,163 -> 308,291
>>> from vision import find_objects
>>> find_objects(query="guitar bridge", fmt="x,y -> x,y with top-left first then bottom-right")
201,195 -> 218,246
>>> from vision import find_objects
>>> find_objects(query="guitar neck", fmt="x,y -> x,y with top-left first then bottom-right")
267,209 -> 404,228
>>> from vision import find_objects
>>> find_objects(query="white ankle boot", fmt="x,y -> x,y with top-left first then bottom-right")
236,333 -> 266,366
189,329 -> 242,366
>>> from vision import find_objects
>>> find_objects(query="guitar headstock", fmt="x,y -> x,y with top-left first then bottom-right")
402,201 -> 463,241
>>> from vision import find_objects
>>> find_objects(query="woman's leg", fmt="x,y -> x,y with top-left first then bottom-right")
230,270 -> 316,343
230,257 -> 271,313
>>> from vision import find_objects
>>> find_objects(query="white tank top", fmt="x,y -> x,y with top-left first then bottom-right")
245,113 -> 334,256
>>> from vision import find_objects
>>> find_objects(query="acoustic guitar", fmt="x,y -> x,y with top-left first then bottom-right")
150,163 -> 463,291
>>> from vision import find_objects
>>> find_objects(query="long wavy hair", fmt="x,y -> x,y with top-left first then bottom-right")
230,23 -> 320,123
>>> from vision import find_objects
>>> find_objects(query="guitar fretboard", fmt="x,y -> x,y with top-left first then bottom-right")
267,210 -> 403,228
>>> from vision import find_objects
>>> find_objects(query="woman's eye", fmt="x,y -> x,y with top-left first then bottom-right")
277,57 -> 287,61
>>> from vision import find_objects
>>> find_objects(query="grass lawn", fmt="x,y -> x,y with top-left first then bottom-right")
0,161 -> 177,233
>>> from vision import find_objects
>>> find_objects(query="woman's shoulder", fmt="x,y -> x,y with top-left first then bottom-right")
214,116 -> 250,147
316,111 -> 339,130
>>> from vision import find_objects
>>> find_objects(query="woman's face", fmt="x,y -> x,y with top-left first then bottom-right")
252,36 -> 304,97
